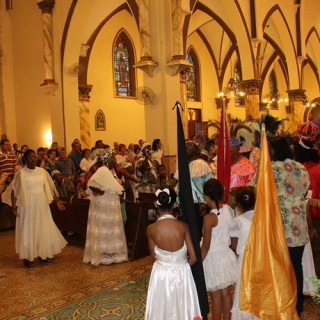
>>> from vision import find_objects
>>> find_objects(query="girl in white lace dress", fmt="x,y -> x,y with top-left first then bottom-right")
202,178 -> 238,320
145,188 -> 201,320
229,186 -> 259,320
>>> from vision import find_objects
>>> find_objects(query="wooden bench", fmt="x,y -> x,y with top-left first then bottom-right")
50,197 -> 90,237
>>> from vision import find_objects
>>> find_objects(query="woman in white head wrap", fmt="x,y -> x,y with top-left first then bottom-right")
83,150 -> 128,266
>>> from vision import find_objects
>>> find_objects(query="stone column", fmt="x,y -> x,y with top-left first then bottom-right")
133,0 -> 158,76
167,0 -> 191,75
78,84 -> 93,149
37,0 -> 57,87
287,89 -> 306,132
240,79 -> 263,119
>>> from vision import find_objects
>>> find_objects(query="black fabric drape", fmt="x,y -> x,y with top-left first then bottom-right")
175,102 -> 209,319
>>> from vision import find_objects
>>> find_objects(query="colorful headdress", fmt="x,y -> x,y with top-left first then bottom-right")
297,118 -> 319,142
103,149 -> 115,162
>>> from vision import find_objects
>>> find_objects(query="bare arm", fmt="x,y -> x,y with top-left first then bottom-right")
146,225 -> 156,259
52,190 -> 66,211
11,190 -> 18,216
306,202 -> 318,240
120,167 -> 141,183
230,237 -> 238,253
184,223 -> 197,266
201,214 -> 218,261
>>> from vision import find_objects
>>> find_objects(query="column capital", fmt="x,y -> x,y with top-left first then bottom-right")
239,79 -> 263,95
79,84 -> 93,102
286,89 -> 306,102
37,0 -> 55,14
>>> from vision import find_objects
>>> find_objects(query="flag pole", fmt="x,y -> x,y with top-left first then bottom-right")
174,101 -> 209,320
217,96 -> 231,203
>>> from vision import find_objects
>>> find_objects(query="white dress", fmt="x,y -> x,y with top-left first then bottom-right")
229,210 -> 260,320
302,240 -> 318,295
13,167 -> 67,261
145,216 -> 201,320
83,166 -> 128,266
151,149 -> 163,165
202,205 -> 238,291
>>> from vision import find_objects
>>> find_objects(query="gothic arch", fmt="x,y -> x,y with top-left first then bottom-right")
262,5 -> 299,89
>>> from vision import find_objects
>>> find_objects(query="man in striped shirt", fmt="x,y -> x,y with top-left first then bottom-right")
0,139 -> 17,176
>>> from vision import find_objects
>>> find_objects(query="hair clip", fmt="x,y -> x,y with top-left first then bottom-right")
155,188 -> 171,206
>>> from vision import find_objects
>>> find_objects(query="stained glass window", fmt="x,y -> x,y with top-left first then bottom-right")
186,49 -> 200,101
114,35 -> 131,96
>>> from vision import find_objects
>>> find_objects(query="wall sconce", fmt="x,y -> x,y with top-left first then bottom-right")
44,130 -> 52,147
215,95 -> 230,109
262,92 -> 288,109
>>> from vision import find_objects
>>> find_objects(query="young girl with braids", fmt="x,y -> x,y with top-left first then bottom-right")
202,178 -> 238,320
145,187 -> 201,320
229,186 -> 259,320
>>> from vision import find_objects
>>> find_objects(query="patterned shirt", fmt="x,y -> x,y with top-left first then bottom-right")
0,151 -> 16,175
272,159 -> 309,247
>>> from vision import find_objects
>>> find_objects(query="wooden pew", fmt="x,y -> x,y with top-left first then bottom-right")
0,203 -> 15,230
50,197 -> 90,237
125,192 -> 157,260
50,194 -> 156,260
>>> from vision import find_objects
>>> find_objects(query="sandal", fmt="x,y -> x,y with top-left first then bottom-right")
23,259 -> 35,268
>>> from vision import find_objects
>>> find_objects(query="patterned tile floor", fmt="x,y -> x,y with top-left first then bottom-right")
1,230 -> 319,319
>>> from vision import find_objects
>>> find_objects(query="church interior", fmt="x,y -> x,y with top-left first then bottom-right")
1,0 -> 320,319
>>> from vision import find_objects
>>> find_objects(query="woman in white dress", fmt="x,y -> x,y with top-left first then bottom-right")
229,186 -> 259,320
79,148 -> 93,172
83,150 -> 128,266
11,149 -> 67,267
151,138 -> 163,166
145,187 -> 201,320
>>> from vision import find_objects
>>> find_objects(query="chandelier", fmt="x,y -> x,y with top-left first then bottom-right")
222,77 -> 245,106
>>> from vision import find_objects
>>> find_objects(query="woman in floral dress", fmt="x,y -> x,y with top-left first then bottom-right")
269,136 -> 310,317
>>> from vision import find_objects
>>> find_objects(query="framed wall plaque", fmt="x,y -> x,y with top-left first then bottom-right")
95,109 -> 106,131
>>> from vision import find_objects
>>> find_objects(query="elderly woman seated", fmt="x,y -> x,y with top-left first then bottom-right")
51,170 -> 77,198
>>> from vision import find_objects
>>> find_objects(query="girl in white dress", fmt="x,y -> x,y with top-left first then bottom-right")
202,178 -> 238,320
10,149 -> 67,267
145,187 -> 201,320
229,186 -> 259,320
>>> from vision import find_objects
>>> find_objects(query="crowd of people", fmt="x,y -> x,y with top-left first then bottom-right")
0,137 -> 179,268
1,113 -> 320,319
145,116 -> 320,319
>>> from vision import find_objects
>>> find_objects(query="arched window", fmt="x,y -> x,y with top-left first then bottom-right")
113,31 -> 136,97
186,48 -> 200,102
